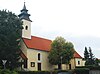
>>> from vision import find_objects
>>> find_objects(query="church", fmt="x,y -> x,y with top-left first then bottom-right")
19,2 -> 85,71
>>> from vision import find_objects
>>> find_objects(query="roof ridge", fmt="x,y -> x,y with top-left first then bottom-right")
74,51 -> 82,58
31,35 -> 52,41
22,36 -> 52,52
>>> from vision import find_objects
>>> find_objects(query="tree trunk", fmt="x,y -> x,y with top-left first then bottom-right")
58,63 -> 61,70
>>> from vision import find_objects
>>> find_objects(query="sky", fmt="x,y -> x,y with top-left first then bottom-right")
0,0 -> 100,58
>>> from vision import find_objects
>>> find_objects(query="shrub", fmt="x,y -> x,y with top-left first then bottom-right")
0,69 -> 18,74
51,70 -> 71,74
73,68 -> 89,74
11,70 -> 18,74
18,70 -> 71,74
76,65 -> 100,70
0,69 -> 11,74
18,71 -> 50,74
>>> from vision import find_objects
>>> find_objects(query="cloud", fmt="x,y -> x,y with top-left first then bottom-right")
32,30 -> 100,58
1,0 -> 100,58
67,36 -> 100,58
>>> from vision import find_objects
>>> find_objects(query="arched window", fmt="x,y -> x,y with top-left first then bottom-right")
78,61 -> 80,65
25,26 -> 28,30
38,53 -> 40,60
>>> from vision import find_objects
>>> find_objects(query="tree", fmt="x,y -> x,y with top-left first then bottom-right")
84,47 -> 89,60
88,47 -> 95,65
84,47 -> 89,65
48,36 -> 74,69
95,58 -> 100,66
84,47 -> 96,65
0,10 -> 23,69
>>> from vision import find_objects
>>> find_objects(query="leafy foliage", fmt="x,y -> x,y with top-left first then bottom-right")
48,36 -> 74,69
0,10 -> 23,69
73,68 -> 89,74
95,58 -> 100,66
84,47 -> 89,60
84,47 -> 90,65
84,47 -> 97,65
88,47 -> 95,65
0,69 -> 18,74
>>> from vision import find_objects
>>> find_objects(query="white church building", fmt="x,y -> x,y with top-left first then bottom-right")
19,2 -> 85,71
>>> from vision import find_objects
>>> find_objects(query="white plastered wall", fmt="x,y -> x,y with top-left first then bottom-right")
27,49 -> 53,71
22,19 -> 31,39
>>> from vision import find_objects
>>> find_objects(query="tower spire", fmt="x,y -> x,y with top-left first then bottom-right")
22,1 -> 27,11
18,1 -> 32,39
18,2 -> 32,22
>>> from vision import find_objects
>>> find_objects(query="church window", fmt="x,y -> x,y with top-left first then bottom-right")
31,62 -> 35,67
38,53 -> 41,61
78,61 -> 80,65
25,26 -> 28,30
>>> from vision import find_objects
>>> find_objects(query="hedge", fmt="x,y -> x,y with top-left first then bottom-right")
0,69 -> 18,74
76,65 -> 100,70
0,68 -> 92,74
18,70 -> 71,74
73,68 -> 89,74
18,71 -> 50,74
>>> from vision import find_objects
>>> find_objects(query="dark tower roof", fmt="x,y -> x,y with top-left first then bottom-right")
18,2 -> 32,22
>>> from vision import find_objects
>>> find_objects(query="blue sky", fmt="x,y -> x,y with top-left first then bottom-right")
0,0 -> 100,58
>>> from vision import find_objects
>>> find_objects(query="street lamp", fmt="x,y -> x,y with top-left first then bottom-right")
60,56 -> 62,70
2,60 -> 7,69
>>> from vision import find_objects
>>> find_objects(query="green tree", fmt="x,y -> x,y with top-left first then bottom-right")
0,10 -> 23,69
95,58 -> 100,66
48,36 -> 74,69
84,47 -> 96,65
84,47 -> 89,60
84,47 -> 89,65
88,47 -> 95,65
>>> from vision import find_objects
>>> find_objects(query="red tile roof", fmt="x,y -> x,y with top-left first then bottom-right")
23,36 -> 82,58
74,51 -> 82,58
23,36 -> 52,51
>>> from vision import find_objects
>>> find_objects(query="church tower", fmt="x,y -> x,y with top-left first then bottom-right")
18,2 -> 32,39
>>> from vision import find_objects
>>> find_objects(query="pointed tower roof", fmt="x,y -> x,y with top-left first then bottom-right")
22,2 -> 27,10
18,2 -> 32,22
